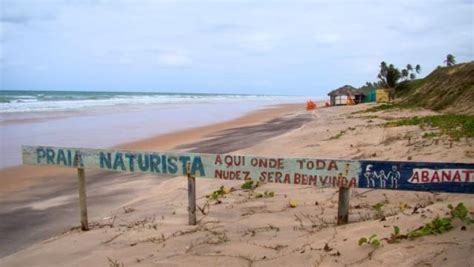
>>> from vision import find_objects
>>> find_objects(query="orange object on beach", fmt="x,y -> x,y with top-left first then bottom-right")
306,100 -> 316,110
347,96 -> 354,105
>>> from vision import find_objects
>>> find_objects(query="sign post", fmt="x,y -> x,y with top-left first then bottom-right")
187,162 -> 197,225
77,167 -> 89,231
337,187 -> 350,225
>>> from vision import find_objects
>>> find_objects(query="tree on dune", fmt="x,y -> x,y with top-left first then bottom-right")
415,64 -> 421,73
377,62 -> 401,88
401,69 -> 409,81
444,54 -> 456,66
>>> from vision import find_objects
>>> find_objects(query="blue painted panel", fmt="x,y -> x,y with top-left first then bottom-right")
359,160 -> 474,193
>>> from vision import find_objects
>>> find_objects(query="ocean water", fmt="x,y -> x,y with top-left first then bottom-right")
0,90 -> 315,169
0,90 -> 306,113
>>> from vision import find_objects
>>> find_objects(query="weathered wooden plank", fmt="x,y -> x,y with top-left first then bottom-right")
22,145 -> 474,193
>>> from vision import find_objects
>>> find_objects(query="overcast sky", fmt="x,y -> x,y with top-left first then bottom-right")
0,0 -> 472,96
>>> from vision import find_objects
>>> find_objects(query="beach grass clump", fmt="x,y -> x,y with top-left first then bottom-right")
354,103 -> 417,114
329,130 -> 347,140
107,257 -> 124,267
422,132 -> 440,139
384,114 -> 474,140
241,180 -> 259,190
358,203 -> 474,248
408,203 -> 474,239
207,185 -> 233,200
255,191 -> 275,198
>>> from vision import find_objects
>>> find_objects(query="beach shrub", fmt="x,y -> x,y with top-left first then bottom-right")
448,203 -> 474,224
371,202 -> 385,219
358,234 -> 381,248
386,226 -> 406,244
407,216 -> 453,239
207,186 -> 227,200
241,180 -> 259,190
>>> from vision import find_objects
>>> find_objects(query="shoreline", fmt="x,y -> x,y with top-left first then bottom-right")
0,101 -> 304,169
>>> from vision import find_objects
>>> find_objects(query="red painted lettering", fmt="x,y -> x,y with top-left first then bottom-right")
274,172 -> 282,183
421,171 -> 430,182
348,178 -> 357,188
297,160 -> 304,169
294,173 -> 301,184
463,170 -> 474,182
243,171 -> 251,180
441,171 -> 451,182
316,160 -> 325,170
431,171 -> 440,182
328,160 -> 338,171
214,155 -> 222,165
452,171 -> 461,182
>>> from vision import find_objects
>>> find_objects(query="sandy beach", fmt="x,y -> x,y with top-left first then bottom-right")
1,103 -> 473,266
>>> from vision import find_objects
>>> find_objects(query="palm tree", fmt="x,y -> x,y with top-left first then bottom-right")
410,73 -> 416,80
444,54 -> 456,66
406,64 -> 413,72
401,69 -> 409,80
415,64 -> 421,73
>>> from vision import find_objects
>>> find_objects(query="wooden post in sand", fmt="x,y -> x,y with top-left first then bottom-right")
338,164 -> 351,225
186,162 -> 197,225
337,187 -> 350,225
77,168 -> 89,231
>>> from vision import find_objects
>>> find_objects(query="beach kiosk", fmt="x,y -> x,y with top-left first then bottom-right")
376,88 -> 390,103
328,85 -> 366,106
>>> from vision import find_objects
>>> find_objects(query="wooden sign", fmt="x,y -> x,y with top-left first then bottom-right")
22,145 -> 474,194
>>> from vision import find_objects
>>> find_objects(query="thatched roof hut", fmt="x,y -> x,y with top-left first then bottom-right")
328,85 -> 366,105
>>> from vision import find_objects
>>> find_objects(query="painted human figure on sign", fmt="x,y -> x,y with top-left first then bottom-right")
364,164 -> 376,187
388,165 -> 401,188
378,170 -> 388,188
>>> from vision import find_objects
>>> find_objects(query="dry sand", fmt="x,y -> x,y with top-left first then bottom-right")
1,103 -> 474,266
